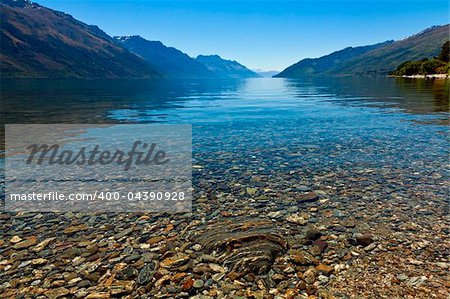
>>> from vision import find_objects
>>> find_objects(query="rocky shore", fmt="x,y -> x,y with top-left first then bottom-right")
1,171 -> 449,298
1,116 -> 449,298
399,74 -> 449,79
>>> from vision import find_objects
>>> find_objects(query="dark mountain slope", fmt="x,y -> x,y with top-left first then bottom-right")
277,24 -> 450,77
115,35 -> 212,78
338,25 -> 450,75
196,55 -> 260,78
275,41 -> 393,77
0,0 -> 158,78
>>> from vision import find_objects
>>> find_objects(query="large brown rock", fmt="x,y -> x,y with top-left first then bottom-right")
191,218 -> 288,279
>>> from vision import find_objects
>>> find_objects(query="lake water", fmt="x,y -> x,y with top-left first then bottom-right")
2,77 -> 449,297
1,77 -> 448,204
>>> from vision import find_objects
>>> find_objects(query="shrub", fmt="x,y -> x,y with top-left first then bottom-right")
392,41 -> 450,76
438,41 -> 449,63
421,59 -> 447,74
394,61 -> 422,76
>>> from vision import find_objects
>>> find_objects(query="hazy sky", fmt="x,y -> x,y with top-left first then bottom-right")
37,0 -> 449,71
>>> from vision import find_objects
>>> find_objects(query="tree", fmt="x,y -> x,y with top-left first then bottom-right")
438,41 -> 449,62
421,59 -> 446,75
391,41 -> 450,76
391,61 -> 422,76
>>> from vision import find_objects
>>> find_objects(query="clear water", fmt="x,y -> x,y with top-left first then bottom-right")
1,77 -> 449,200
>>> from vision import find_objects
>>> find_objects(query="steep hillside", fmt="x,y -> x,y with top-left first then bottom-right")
277,24 -> 450,77
115,36 -> 212,78
276,41 -> 393,77
196,55 -> 260,78
0,0 -> 158,78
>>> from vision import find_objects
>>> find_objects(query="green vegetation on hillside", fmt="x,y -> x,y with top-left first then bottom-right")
276,25 -> 449,77
390,41 -> 450,76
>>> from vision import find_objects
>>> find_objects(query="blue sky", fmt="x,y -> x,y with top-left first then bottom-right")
37,0 -> 449,71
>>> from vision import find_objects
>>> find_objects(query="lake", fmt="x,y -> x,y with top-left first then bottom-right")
2,77 -> 448,171
1,77 -> 449,297
2,76 -> 448,206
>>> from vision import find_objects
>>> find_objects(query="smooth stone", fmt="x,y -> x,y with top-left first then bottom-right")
193,279 -> 204,289
124,253 -> 140,262
297,192 -> 319,203
31,280 -> 41,286
44,287 -> 70,299
115,228 -> 133,239
119,265 -> 138,279
356,235 -> 374,247
137,262 -> 156,285
286,214 -> 308,225
212,272 -> 225,281
289,249 -> 318,265
306,230 -> 322,241
313,240 -> 328,253
318,274 -> 329,284
10,236 -> 22,243
160,253 -> 189,269
303,268 -> 317,284
246,187 -> 258,195
63,224 -> 88,234
316,264 -> 334,276
13,236 -> 37,249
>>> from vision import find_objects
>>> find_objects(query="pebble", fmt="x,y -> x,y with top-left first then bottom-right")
160,252 -> 189,269
13,236 -> 37,249
193,279 -> 204,288
306,229 -> 322,240
63,224 -> 88,234
286,214 -> 308,225
1,127 -> 447,299
313,240 -> 328,253
356,235 -> 374,247
289,249 -> 318,265
44,287 -> 70,299
407,276 -> 427,286
212,273 -> 225,281
10,236 -> 22,243
316,264 -> 334,276
137,262 -> 156,285
297,192 -> 319,203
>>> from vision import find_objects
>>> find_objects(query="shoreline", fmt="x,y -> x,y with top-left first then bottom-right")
399,74 -> 449,79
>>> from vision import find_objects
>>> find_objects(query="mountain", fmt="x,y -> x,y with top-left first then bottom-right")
115,35 -> 212,78
275,41 -> 394,77
0,0 -> 158,78
196,55 -> 260,78
253,70 -> 280,77
276,24 -> 450,77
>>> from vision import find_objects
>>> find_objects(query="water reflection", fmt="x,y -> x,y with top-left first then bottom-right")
284,77 -> 449,115
1,77 -> 448,125
395,78 -> 449,113
0,78 -> 246,123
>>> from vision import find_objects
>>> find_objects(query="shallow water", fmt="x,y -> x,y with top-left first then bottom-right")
2,77 -> 449,201
2,76 -> 449,298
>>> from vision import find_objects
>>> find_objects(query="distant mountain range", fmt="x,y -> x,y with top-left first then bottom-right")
195,55 -> 259,78
253,70 -> 280,78
1,0 -> 448,79
115,36 -> 259,78
0,0 -> 158,78
276,24 -> 450,77
114,36 -> 211,78
0,0 -> 258,79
